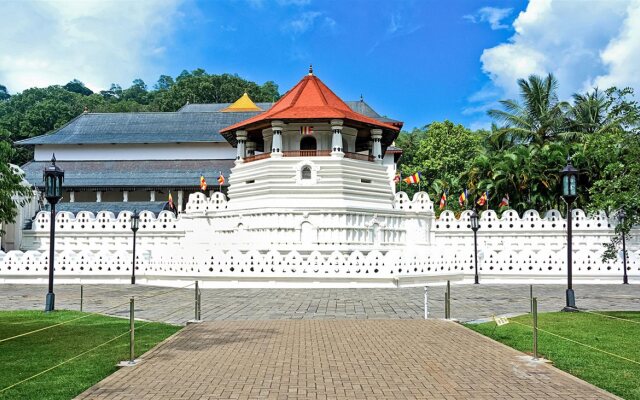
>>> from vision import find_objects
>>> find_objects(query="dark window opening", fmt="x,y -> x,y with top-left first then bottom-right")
300,136 -> 317,150
301,166 -> 312,180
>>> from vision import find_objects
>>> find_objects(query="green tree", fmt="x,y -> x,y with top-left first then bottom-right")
488,73 -> 567,145
63,79 -> 93,96
0,84 -> 10,101
0,133 -> 32,235
396,120 -> 482,209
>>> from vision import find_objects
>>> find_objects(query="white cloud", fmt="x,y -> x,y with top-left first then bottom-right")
464,7 -> 513,30
282,11 -> 336,35
466,0 -> 640,129
0,0 -> 185,93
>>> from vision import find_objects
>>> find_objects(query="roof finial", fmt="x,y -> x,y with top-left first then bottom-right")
360,94 -> 364,102
51,153 -> 56,165
308,64 -> 313,76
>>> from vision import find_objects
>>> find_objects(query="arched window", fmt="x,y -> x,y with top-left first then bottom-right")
300,136 -> 317,151
301,165 -> 312,180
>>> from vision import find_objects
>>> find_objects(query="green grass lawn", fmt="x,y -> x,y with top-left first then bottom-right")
0,310 -> 181,400
466,311 -> 640,400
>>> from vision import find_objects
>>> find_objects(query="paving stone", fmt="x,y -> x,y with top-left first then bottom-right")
74,320 -> 618,400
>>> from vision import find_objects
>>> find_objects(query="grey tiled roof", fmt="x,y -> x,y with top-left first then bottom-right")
178,103 -> 275,112
21,159 -> 234,189
17,112 -> 262,145
52,201 -> 169,216
17,101 -> 399,146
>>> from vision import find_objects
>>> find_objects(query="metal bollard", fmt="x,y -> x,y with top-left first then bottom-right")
530,285 -> 533,314
80,285 -> 84,313
197,290 -> 202,321
129,297 -> 135,363
444,290 -> 450,319
194,281 -> 200,321
424,286 -> 428,319
446,280 -> 451,319
532,297 -> 538,360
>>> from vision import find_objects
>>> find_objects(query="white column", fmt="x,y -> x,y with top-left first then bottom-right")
96,191 -> 102,203
331,119 -> 344,158
69,191 -> 75,203
271,120 -> 284,158
371,129 -> 383,164
246,141 -> 256,156
149,190 -> 156,201
235,130 -> 247,164
123,190 -> 129,202
178,190 -> 184,213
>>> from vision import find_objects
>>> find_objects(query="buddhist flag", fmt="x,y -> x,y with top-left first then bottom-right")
499,194 -> 510,207
168,192 -> 174,208
300,126 -> 314,135
200,175 -> 207,191
458,189 -> 468,207
439,192 -> 447,210
217,171 -> 225,185
403,172 -> 421,185
477,191 -> 488,206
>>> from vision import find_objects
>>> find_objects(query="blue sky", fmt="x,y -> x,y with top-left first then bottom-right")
2,0 -> 640,131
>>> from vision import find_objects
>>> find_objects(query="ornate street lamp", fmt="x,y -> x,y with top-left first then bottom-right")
617,209 -> 629,285
130,210 -> 140,285
43,154 -> 64,312
560,156 -> 578,311
470,209 -> 480,284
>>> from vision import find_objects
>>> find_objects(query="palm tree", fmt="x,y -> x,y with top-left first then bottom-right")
488,73 -> 568,145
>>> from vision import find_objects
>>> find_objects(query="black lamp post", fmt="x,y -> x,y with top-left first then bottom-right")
43,154 -> 64,312
470,209 -> 480,284
561,156 -> 578,311
617,209 -> 629,285
130,209 -> 139,285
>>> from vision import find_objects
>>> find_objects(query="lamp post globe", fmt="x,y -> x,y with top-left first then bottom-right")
617,209 -> 628,284
43,154 -> 64,312
560,156 -> 578,311
470,209 -> 480,284
130,210 -> 140,285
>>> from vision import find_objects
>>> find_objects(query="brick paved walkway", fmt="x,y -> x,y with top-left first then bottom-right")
1,284 -> 638,324
76,320 -> 617,400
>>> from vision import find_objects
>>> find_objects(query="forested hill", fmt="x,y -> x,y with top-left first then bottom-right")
0,69 -> 281,165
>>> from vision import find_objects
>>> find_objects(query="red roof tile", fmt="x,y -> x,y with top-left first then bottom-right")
220,74 -> 400,133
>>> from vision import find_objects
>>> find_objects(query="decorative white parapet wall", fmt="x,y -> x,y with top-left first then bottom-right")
0,192 -> 638,287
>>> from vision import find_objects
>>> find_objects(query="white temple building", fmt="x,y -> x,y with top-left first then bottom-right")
0,68 -> 637,287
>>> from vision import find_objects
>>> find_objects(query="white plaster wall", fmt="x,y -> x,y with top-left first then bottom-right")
228,157 -> 396,210
3,191 -> 639,287
34,143 -> 236,161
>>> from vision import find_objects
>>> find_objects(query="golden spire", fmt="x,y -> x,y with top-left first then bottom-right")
222,92 -> 263,112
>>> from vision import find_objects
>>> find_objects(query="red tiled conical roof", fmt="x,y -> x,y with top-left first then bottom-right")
220,73 -> 401,133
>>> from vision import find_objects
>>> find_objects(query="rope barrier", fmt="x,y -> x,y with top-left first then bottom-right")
508,319 -> 640,367
0,299 -> 132,344
134,282 -> 195,302
0,282 -> 196,344
577,309 -> 640,325
0,329 -> 131,394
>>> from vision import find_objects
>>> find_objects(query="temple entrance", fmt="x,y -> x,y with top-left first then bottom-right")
300,136 -> 317,151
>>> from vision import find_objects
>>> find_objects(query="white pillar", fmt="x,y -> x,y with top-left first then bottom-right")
246,141 -> 256,156
371,129 -> 383,164
235,130 -> 247,163
271,120 -> 284,158
123,190 -> 129,202
331,119 -> 344,158
69,191 -> 75,203
178,190 -> 184,213
149,190 -> 156,201
96,191 -> 102,203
